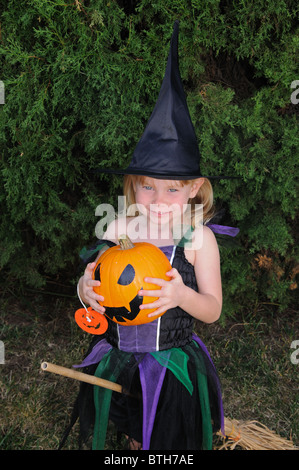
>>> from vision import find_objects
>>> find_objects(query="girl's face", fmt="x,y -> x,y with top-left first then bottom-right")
133,177 -> 204,226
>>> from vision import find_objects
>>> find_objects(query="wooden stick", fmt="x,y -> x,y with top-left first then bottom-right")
41,361 -> 123,394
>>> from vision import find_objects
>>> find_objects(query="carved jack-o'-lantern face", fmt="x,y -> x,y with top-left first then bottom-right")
92,235 -> 172,326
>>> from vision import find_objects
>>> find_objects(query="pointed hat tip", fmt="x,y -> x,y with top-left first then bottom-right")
173,19 -> 179,36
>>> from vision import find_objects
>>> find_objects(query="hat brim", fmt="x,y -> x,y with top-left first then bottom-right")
96,167 -> 237,180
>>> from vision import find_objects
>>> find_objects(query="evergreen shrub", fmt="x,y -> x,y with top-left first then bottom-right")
0,0 -> 298,316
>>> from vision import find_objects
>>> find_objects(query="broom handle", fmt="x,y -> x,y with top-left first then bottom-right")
41,361 -> 123,394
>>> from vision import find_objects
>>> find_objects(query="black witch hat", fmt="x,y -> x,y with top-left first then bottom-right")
98,21 -> 229,180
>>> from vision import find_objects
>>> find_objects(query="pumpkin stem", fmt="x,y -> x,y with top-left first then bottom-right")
118,234 -> 135,250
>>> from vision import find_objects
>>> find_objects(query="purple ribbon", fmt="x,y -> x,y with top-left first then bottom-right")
192,334 -> 224,434
207,224 -> 239,237
138,354 -> 167,450
73,339 -> 112,368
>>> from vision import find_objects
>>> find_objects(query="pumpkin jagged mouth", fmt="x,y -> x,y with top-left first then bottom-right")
103,290 -> 144,323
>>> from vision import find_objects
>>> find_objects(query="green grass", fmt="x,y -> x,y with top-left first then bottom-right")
0,286 -> 298,450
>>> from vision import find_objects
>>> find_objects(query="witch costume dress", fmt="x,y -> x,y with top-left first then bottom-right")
61,21 -> 239,450
69,236 -> 225,451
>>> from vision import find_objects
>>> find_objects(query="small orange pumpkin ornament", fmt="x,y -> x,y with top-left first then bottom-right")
92,235 -> 172,326
75,306 -> 108,335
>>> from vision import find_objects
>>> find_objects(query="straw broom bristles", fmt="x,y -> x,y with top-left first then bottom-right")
216,417 -> 298,450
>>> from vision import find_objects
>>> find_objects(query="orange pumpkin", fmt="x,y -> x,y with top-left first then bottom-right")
92,235 -> 172,326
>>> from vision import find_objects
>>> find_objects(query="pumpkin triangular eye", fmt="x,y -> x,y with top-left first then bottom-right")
117,264 -> 135,286
94,263 -> 101,282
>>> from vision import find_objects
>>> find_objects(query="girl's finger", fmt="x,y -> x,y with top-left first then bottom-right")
166,268 -> 179,277
140,300 -> 160,310
90,294 -> 104,304
144,277 -> 167,286
87,279 -> 101,287
147,307 -> 166,318
138,289 -> 162,297
86,262 -> 96,271
89,300 -> 105,314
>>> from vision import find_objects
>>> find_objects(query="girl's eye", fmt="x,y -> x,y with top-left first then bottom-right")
143,185 -> 152,190
168,188 -> 178,192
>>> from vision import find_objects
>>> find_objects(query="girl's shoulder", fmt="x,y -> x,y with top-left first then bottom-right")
184,225 -> 218,265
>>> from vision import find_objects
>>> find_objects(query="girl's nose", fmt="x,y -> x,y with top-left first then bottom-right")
152,191 -> 165,205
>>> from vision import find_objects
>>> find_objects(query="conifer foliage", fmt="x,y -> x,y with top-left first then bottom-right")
0,0 -> 298,314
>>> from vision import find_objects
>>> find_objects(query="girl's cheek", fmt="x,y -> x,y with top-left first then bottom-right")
136,202 -> 148,216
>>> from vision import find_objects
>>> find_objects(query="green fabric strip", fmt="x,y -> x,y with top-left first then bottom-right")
92,350 -> 131,450
177,226 -> 194,247
79,242 -> 107,262
187,343 -> 213,450
150,348 -> 193,395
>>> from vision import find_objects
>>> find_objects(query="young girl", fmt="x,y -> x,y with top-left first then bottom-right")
72,174 -> 224,450
63,22 -> 237,450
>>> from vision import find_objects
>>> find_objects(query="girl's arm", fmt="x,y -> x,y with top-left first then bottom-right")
139,226 -> 222,324
77,242 -> 111,313
182,226 -> 222,323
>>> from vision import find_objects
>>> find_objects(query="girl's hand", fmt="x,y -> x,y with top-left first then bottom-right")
138,268 -> 186,318
79,262 -> 105,314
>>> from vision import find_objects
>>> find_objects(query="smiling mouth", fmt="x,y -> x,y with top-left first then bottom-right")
103,291 -> 144,323
151,211 -> 170,217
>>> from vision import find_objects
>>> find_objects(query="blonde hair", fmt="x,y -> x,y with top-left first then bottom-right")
123,174 -> 215,228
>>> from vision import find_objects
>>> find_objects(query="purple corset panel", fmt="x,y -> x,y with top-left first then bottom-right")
116,245 -> 175,353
